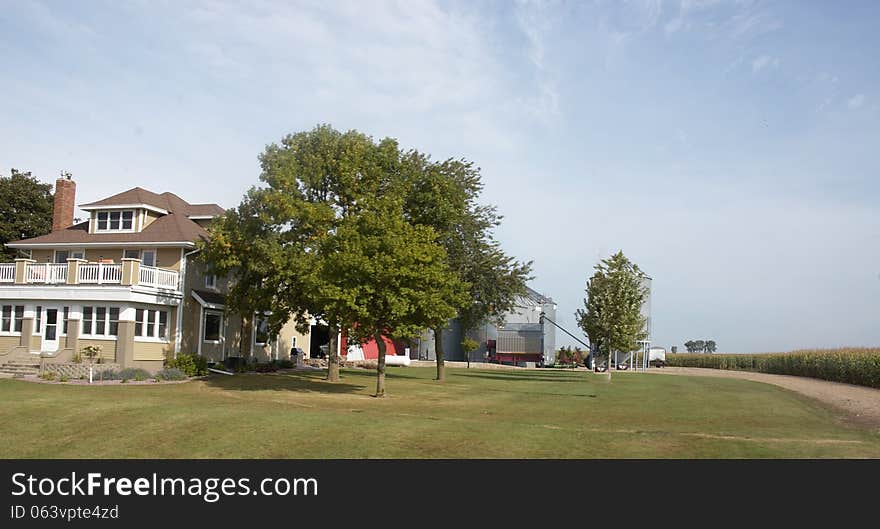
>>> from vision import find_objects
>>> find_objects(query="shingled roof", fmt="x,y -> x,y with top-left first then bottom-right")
7,187 -> 224,247
79,187 -> 225,217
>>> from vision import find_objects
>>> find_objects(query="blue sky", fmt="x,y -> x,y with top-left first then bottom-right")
1,0 -> 878,353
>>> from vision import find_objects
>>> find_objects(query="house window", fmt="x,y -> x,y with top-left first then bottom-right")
135,308 -> 169,341
61,307 -> 69,335
203,311 -> 222,342
96,210 -> 134,232
108,308 -> 119,336
157,311 -> 168,340
254,314 -> 269,345
54,250 -> 84,263
82,307 -> 92,334
123,249 -> 156,267
1,305 -> 23,334
35,306 -> 42,333
205,275 -> 217,289
81,306 -> 119,337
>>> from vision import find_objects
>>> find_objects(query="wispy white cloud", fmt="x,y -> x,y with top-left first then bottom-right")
513,0 -> 561,121
751,54 -> 779,73
848,94 -> 866,109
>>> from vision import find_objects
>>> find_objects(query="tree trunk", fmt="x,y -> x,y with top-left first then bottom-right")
240,313 -> 250,359
605,334 -> 612,380
375,332 -> 387,397
433,326 -> 445,381
326,324 -> 340,382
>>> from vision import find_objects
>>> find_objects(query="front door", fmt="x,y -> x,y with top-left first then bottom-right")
42,308 -> 59,352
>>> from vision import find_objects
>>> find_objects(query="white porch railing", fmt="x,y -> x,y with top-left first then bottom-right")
0,263 -> 14,283
78,263 -> 122,284
25,263 -> 69,284
139,265 -> 180,290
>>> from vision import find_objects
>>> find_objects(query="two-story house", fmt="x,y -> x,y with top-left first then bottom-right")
0,176 -> 311,372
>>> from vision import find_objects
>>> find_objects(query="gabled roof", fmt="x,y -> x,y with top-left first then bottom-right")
7,187 -> 224,248
79,187 -> 225,217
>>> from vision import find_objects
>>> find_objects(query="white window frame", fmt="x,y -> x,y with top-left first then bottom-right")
94,209 -> 136,233
121,248 -> 158,267
134,308 -> 170,342
79,305 -> 120,339
203,310 -> 223,343
253,312 -> 271,347
205,274 -> 217,289
33,305 -> 42,336
60,306 -> 70,336
0,305 -> 24,336
53,249 -> 85,263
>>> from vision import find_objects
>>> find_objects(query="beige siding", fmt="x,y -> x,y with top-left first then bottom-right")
133,341 -> 171,361
0,335 -> 20,353
30,250 -> 53,263
143,210 -> 161,228
30,335 -> 42,350
156,248 -> 181,271
84,249 -> 120,263
78,338 -> 117,361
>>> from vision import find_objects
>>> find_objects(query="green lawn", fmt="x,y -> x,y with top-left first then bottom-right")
2,367 -> 879,458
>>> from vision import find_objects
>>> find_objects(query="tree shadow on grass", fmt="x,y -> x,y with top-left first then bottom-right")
452,371 -> 587,384
202,370 -> 366,395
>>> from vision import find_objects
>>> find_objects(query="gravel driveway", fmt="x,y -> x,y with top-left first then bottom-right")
653,367 -> 880,431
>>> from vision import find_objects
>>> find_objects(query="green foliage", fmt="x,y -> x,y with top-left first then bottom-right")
39,371 -> 56,381
156,367 -> 187,381
166,354 -> 208,377
81,345 -> 102,362
575,251 -> 648,361
118,368 -> 151,382
401,152 -> 532,335
684,340 -> 718,353
201,125 -> 471,394
0,169 -> 54,262
666,348 -> 880,388
461,337 -> 479,354
555,346 -> 583,367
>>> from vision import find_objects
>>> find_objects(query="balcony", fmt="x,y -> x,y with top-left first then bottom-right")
0,259 -> 180,292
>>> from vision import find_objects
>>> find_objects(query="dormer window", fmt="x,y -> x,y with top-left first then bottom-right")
96,210 -> 134,232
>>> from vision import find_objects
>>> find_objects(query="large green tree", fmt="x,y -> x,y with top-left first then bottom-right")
401,153 -> 531,380
202,125 -> 465,394
0,169 -> 53,262
202,125 -> 397,381
575,251 -> 648,380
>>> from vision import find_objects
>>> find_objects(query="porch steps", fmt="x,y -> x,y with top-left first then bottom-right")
0,362 -> 40,376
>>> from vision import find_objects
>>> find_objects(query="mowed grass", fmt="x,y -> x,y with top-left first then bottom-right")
2,367 -> 880,458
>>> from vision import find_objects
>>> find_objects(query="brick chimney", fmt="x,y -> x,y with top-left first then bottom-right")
52,174 -> 76,232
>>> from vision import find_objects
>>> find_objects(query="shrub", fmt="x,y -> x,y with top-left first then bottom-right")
275,359 -> 294,369
166,354 -> 208,377
99,369 -> 121,381
59,375 -> 69,382
40,372 -> 56,381
666,348 -> 880,389
118,368 -> 151,381
155,367 -> 187,381
254,362 -> 279,373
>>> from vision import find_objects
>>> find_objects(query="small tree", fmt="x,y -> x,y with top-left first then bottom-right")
320,199 -> 465,397
705,340 -> 717,353
575,251 -> 648,380
461,337 -> 479,369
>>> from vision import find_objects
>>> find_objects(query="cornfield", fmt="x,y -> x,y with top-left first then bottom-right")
665,348 -> 880,389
